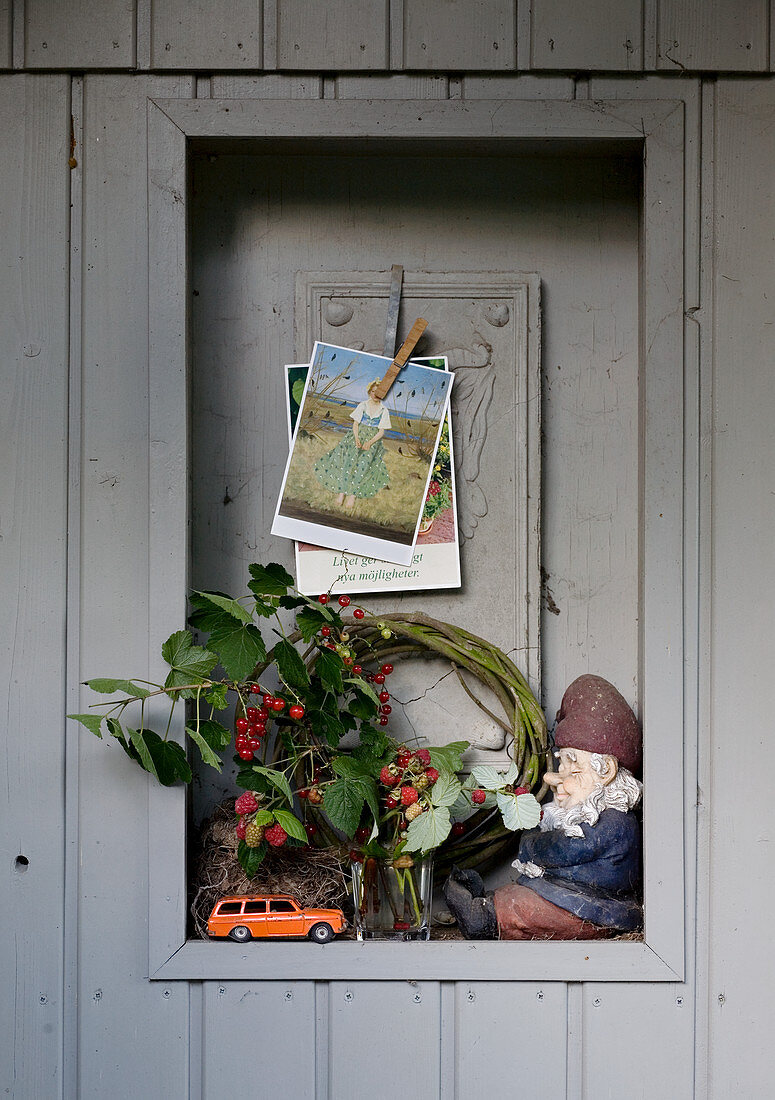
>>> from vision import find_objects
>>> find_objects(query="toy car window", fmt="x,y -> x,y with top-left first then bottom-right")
268,900 -> 296,913
217,902 -> 243,914
243,901 -> 267,914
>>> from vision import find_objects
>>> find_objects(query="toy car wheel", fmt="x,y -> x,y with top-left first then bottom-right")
309,922 -> 334,944
229,925 -> 252,943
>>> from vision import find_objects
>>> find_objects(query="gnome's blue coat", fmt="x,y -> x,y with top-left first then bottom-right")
515,808 -> 642,930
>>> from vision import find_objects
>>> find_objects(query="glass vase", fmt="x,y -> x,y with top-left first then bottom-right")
351,854 -> 433,941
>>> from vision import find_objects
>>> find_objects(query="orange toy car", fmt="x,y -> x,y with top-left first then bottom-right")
207,895 -> 347,943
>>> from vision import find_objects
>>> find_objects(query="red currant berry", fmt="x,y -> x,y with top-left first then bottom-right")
304,823 -> 318,839
380,704 -> 392,715
246,706 -> 259,722
451,822 -> 466,838
271,697 -> 285,712
381,664 -> 394,675
250,683 -> 261,695
246,723 -> 258,737
257,707 -> 269,720
343,657 -> 353,666
289,704 -> 305,720
385,796 -> 399,809
374,673 -> 386,684
338,594 -> 351,607
353,607 -> 365,620
237,747 -> 254,761
379,716 -> 389,726
318,593 -> 329,604
379,690 -> 390,703
235,717 -> 249,734
471,788 -> 486,805
352,664 -> 363,675
298,788 -> 309,800
247,738 -> 261,751
263,693 -> 274,707
354,826 -> 370,843
321,625 -> 331,637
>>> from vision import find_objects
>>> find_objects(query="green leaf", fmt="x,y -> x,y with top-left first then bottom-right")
186,722 -> 227,770
323,777 -> 367,837
67,713 -> 105,738
84,678 -> 151,699
315,648 -> 343,694
272,638 -> 311,692
332,756 -> 371,780
205,683 -> 229,710
192,590 -> 254,624
503,761 -> 520,785
236,768 -> 268,793
496,790 -> 542,832
404,804 -> 451,853
296,605 -> 334,641
428,740 -> 470,774
252,766 -> 294,807
279,595 -> 307,611
253,809 -> 274,827
347,693 -> 377,721
292,378 -> 306,406
207,618 -> 266,682
471,764 -> 506,791
360,777 -> 380,824
238,839 -> 267,877
252,597 -> 280,620
248,561 -> 294,597
127,727 -> 192,786
128,725 -> 158,778
161,630 -> 218,697
429,772 -> 462,808
273,809 -> 307,843
345,677 -> 380,706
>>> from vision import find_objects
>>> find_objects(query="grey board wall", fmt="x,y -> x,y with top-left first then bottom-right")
1,15 -> 774,1100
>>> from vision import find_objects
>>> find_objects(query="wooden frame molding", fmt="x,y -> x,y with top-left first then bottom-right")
147,97 -> 685,982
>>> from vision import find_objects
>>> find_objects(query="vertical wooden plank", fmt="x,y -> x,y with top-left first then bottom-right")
202,982 -> 316,1094
0,71 -> 69,1100
657,0 -> 768,71
211,73 -> 322,97
150,0 -> 261,69
276,0 -> 389,70
531,0 -> 643,71
76,73 -> 193,1097
707,78 -> 775,1098
0,0 -> 11,67
455,982 -> 567,1093
582,984 -> 694,1096
328,982 -> 440,1097
24,0 -> 136,69
403,0 -> 515,70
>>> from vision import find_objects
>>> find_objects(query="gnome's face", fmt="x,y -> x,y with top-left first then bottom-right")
544,747 -> 618,809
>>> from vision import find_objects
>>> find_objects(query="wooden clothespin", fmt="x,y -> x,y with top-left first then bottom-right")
372,316 -> 428,400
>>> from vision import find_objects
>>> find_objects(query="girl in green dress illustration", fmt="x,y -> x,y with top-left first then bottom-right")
314,379 -> 392,512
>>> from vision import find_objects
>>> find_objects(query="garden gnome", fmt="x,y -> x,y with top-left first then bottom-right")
444,675 -> 643,940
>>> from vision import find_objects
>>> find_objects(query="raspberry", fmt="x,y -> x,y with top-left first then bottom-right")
244,822 -> 265,847
405,802 -> 424,821
380,766 -> 400,786
400,785 -> 419,806
396,752 -> 413,769
414,775 -> 429,792
514,786 -> 530,796
265,822 -> 288,847
235,818 -> 247,840
235,792 -> 258,815
424,767 -> 439,785
471,788 -> 486,805
415,749 -> 431,766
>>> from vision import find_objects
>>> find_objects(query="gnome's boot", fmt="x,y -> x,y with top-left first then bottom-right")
443,866 -> 498,939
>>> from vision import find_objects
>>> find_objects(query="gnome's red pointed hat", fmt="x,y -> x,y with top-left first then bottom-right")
554,674 -> 641,774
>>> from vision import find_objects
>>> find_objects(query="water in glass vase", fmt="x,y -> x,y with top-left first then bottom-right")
351,854 -> 433,941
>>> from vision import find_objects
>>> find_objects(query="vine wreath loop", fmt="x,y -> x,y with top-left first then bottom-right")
295,610 -> 549,875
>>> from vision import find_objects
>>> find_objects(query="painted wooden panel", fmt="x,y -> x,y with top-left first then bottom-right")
24,0 -> 136,68
707,79 -> 775,1098
211,73 -> 322,97
328,982 -> 441,1096
276,0 -> 389,70
151,0 -> 261,69
0,0 -> 10,68
582,983 -> 694,1097
402,0 -> 515,70
657,0 -> 768,71
75,74 -> 194,1097
464,73 -> 575,98
532,0 -> 643,71
336,73 -> 448,98
201,981 -> 316,1093
0,72 -> 69,1100
454,982 -> 568,1093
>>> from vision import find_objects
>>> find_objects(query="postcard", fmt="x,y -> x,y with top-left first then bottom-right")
272,342 -> 453,566
284,358 -> 461,595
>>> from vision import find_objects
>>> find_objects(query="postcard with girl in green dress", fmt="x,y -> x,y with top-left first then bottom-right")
284,357 -> 461,595
272,342 -> 453,567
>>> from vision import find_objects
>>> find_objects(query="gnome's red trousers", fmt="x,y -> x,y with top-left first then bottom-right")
493,883 -> 611,940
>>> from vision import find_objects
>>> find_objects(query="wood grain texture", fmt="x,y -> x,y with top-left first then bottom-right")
336,72 -> 448,98
76,73 -> 193,1097
0,72 -> 69,1100
707,79 -> 775,1098
463,73 -> 574,98
211,73 -> 322,97
657,0 -> 769,71
532,0 -> 643,71
24,0 -> 136,68
150,0 -> 261,69
0,0 -> 10,68
276,0 -> 389,70
402,0 -> 515,70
